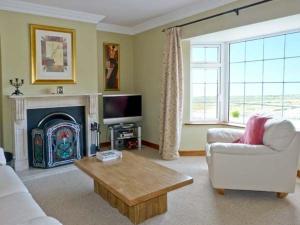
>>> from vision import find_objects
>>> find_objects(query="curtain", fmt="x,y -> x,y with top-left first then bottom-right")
159,27 -> 183,160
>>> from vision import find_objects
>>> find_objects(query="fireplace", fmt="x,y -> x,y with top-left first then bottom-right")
31,112 -> 82,168
9,93 -> 101,171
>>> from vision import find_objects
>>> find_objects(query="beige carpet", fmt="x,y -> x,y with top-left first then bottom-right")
24,148 -> 300,225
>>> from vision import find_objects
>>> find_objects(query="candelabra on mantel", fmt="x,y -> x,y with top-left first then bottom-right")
9,78 -> 24,96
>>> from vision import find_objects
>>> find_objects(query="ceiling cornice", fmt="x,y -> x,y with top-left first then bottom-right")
97,23 -> 134,35
96,0 -> 238,35
132,0 -> 238,34
0,0 -> 105,24
0,0 -> 238,34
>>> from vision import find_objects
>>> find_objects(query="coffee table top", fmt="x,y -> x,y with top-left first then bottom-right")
75,151 -> 193,206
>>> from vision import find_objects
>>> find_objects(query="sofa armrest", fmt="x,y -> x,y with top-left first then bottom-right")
210,143 -> 277,155
20,216 -> 62,225
207,128 -> 244,144
0,147 -> 6,165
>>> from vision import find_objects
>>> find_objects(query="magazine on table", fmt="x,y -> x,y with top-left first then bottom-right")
96,150 -> 122,162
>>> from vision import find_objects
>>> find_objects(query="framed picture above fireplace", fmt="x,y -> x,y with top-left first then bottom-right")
30,24 -> 76,84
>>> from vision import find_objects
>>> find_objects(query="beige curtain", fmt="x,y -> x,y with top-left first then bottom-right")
159,27 -> 183,160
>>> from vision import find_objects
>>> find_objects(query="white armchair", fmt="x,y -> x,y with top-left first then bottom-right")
205,119 -> 300,198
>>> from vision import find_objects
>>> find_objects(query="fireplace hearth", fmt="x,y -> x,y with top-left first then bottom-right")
32,112 -> 82,168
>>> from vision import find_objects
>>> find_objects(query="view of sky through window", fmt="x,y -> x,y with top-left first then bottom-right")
190,31 -> 300,124
229,31 -> 300,123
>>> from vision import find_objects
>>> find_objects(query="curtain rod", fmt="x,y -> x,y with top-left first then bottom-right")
162,0 -> 273,32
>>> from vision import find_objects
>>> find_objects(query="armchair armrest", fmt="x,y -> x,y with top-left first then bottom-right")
0,147 -> 6,165
210,143 -> 276,155
207,128 -> 244,144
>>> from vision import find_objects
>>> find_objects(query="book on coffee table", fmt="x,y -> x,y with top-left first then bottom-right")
96,150 -> 122,162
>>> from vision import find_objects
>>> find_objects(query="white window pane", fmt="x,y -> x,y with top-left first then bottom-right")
191,68 -> 205,83
245,83 -> 262,104
262,105 -> 282,118
245,61 -> 263,82
284,57 -> 300,82
191,84 -> 204,100
230,63 -> 244,82
205,84 -> 218,102
284,83 -> 300,106
263,59 -> 284,82
263,83 -> 283,106
244,104 -> 262,123
285,32 -> 300,57
191,47 -> 205,62
230,42 -> 245,63
230,84 -> 244,103
246,39 -> 263,61
264,35 -> 285,59
206,47 -> 219,63
205,68 -> 218,83
191,102 -> 204,120
283,106 -> 300,120
205,103 -> 218,120
229,103 -> 244,123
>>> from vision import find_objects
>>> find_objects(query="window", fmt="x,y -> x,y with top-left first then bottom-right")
190,44 -> 221,121
189,30 -> 300,124
229,32 -> 300,123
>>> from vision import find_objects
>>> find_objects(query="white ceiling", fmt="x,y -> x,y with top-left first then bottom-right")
17,0 -> 236,26
18,0 -> 204,26
1,0 -> 238,34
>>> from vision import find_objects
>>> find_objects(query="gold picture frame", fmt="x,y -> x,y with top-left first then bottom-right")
30,24 -> 76,84
103,43 -> 120,91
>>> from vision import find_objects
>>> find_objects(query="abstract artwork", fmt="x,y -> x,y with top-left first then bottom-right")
103,43 -> 120,90
30,24 -> 76,84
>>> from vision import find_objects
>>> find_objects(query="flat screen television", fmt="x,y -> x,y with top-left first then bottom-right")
103,94 -> 142,125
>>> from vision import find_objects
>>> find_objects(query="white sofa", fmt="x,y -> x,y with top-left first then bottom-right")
205,119 -> 300,197
0,148 -> 62,225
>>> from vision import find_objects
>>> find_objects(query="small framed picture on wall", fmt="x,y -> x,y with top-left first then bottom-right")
103,43 -> 120,90
30,24 -> 76,84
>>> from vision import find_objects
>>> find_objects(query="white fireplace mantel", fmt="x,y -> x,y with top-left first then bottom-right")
9,93 -> 102,171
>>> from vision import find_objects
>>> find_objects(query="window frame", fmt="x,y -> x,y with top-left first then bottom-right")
189,43 -> 223,123
188,29 -> 300,125
227,29 -> 300,124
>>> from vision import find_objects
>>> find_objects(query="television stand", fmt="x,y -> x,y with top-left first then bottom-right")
109,123 -> 141,150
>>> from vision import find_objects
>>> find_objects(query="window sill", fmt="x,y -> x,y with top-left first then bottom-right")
184,121 -> 246,128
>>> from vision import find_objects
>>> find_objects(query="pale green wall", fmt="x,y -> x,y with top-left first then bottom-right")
97,31 -> 135,142
97,31 -> 134,94
0,10 -> 98,152
0,10 -> 135,151
1,0 -> 300,152
133,0 -> 300,150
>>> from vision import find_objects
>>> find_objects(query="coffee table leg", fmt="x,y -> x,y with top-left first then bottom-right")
94,180 -> 167,224
128,194 -> 167,224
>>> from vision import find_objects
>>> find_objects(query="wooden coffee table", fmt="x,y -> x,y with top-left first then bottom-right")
75,151 -> 193,224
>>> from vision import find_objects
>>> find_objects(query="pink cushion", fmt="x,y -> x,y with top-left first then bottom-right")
238,115 -> 271,145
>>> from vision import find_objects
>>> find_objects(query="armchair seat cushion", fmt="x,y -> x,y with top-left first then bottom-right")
207,128 -> 244,144
210,143 -> 276,155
